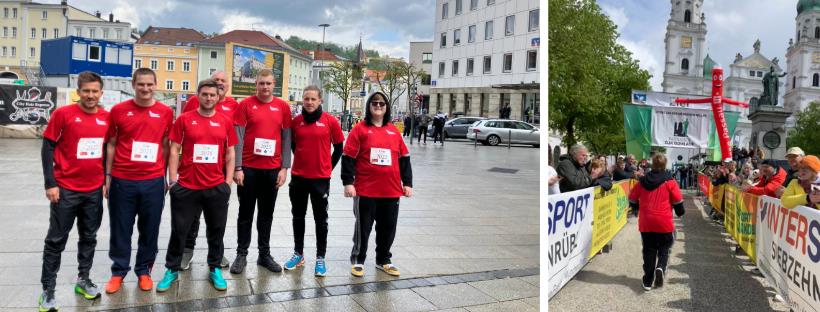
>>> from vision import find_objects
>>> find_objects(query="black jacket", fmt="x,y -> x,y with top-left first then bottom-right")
592,171 -> 613,191
557,158 -> 592,192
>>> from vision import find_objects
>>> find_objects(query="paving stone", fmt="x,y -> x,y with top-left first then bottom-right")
468,278 -> 539,301
520,296 -> 539,309
350,289 -> 437,312
278,295 -> 367,312
412,284 -> 496,309
463,300 -> 538,312
175,278 -> 252,301
518,275 -> 539,287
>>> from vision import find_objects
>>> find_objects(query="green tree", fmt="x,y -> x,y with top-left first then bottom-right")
285,36 -> 380,60
787,102 -> 820,155
321,61 -> 362,130
372,61 -> 407,109
549,0 -> 650,155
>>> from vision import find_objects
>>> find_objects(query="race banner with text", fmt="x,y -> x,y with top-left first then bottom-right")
698,173 -> 711,195
588,180 -> 633,258
757,196 -> 820,312
723,185 -> 759,262
709,184 -> 725,214
651,106 -> 710,149
548,187 -> 594,299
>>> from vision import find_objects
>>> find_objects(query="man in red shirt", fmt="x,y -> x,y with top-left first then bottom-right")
178,70 -> 236,270
155,79 -> 237,292
38,72 -> 109,310
282,86 -> 344,276
229,69 -> 292,274
742,159 -> 787,197
103,68 -> 174,294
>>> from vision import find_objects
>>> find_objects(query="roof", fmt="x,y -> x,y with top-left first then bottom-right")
313,49 -> 342,62
365,69 -> 387,82
798,0 -> 820,14
203,30 -> 310,60
703,54 -> 716,77
137,26 -> 206,46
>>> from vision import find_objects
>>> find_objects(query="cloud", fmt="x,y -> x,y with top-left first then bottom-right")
600,4 -> 629,30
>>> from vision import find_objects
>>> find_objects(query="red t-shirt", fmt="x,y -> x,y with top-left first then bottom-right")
169,110 -> 238,190
107,99 -> 174,180
629,179 -> 683,233
291,112 -> 345,179
233,96 -> 292,170
343,121 -> 409,198
42,104 -> 110,192
182,96 -> 239,122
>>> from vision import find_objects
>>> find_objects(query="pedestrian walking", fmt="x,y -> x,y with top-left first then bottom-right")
432,112 -> 446,145
416,113 -> 430,144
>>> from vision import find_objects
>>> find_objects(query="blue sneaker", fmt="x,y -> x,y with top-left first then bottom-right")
210,268 -> 227,291
284,253 -> 304,270
315,258 -> 327,277
156,269 -> 178,292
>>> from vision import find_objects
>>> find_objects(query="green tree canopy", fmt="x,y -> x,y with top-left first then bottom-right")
787,102 -> 820,156
285,36 -> 380,60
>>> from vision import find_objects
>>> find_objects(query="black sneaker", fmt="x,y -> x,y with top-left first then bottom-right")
258,254 -> 282,273
230,255 -> 247,274
642,274 -> 654,291
654,268 -> 664,288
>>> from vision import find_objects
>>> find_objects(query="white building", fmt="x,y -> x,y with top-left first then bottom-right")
66,9 -> 132,43
430,0 -> 540,121
784,0 -> 820,114
409,41 -> 433,113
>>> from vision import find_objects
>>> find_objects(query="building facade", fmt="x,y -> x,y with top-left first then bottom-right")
784,0 -> 820,114
409,41 -> 433,113
66,8 -> 131,43
661,0 -> 708,95
430,0 -> 540,122
134,27 -> 205,94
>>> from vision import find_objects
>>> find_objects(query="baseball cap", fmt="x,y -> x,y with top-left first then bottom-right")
799,155 -> 820,173
787,147 -> 805,157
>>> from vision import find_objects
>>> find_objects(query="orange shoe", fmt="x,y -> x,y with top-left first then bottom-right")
105,276 -> 124,294
138,274 -> 153,291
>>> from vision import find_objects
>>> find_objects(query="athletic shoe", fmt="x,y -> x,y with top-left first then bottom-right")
38,289 -> 57,312
376,263 -> 400,277
315,258 -> 327,277
105,276 -> 124,294
138,274 -> 153,291
156,270 -> 178,292
258,254 -> 283,273
74,277 -> 101,300
221,256 -> 230,268
284,253 -> 305,270
351,264 -> 365,277
654,268 -> 665,288
181,248 -> 194,270
230,255 -> 247,274
642,274 -> 654,291
210,268 -> 227,291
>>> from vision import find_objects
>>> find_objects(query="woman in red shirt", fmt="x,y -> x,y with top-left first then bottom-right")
628,153 -> 685,291
341,91 -> 413,278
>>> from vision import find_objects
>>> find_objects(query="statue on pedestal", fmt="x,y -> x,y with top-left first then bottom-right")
760,66 -> 786,106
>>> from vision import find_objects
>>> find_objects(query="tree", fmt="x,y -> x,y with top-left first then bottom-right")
285,36 -> 381,60
549,0 -> 651,155
396,61 -> 426,113
321,61 -> 362,130
371,61 -> 407,110
787,102 -> 820,156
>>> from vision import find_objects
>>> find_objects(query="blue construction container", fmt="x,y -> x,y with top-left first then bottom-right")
40,36 -> 133,78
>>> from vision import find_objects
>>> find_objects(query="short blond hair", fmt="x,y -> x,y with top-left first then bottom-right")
257,69 -> 274,80
651,153 -> 667,171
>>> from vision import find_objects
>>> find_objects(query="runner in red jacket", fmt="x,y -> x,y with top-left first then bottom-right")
628,153 -> 684,291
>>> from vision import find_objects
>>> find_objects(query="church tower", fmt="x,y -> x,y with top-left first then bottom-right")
784,0 -> 820,113
662,0 -> 708,95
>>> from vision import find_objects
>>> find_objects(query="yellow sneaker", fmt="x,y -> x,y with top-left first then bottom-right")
376,263 -> 400,276
351,264 -> 365,277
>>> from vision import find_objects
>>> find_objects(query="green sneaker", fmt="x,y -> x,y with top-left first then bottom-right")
74,277 -> 101,300
38,289 -> 57,312
210,267 -> 227,291
156,269 -> 178,292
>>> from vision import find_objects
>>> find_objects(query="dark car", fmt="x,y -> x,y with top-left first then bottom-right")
427,116 -> 485,139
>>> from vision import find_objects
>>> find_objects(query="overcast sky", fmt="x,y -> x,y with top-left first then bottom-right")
598,0 -> 796,90
59,0 -> 436,59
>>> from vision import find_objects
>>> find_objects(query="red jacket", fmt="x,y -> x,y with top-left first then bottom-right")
746,167 -> 787,198
629,172 -> 684,233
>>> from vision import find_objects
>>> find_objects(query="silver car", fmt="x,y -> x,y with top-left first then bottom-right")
466,119 -> 540,147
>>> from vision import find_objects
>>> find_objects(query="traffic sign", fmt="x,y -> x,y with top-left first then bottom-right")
360,91 -> 366,96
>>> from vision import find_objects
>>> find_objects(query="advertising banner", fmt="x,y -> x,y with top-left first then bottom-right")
227,43 -> 285,97
651,106 -> 711,148
723,185 -> 759,262
548,187 -> 594,299
709,184 -> 725,214
0,85 -> 57,125
588,180 -> 632,258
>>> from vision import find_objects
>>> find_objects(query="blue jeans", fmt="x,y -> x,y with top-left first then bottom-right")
108,176 -> 165,277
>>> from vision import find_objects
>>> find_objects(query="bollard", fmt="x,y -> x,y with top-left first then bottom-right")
474,130 -> 478,148
508,129 -> 511,149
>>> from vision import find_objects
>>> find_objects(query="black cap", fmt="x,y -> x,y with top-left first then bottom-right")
761,159 -> 777,167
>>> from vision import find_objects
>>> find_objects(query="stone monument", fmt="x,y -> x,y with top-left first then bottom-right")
749,68 -> 791,159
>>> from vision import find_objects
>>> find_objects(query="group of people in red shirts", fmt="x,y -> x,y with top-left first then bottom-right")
37,68 -> 413,311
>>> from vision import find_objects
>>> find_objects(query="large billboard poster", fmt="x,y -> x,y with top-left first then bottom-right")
0,85 -> 57,125
227,43 -> 285,97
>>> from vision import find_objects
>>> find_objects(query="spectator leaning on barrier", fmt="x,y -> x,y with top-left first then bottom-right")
589,159 -> 613,191
628,153 -> 685,291
613,158 -> 631,181
739,162 -> 754,185
712,159 -> 739,187
782,155 -> 820,209
782,147 -> 805,189
741,159 -> 786,197
557,144 -> 596,192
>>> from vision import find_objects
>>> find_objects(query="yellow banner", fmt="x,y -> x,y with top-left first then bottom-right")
722,185 -> 759,262
709,184 -> 725,214
588,180 -> 632,258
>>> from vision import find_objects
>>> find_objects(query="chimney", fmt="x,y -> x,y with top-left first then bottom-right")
60,0 -> 67,6
275,34 -> 282,40
109,13 -> 113,22
325,48 -> 331,52
95,11 -> 101,18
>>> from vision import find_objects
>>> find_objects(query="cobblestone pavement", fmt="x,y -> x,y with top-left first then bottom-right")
0,137 -> 540,311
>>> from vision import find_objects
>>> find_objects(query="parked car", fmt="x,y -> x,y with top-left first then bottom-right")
466,119 -> 540,147
426,116 -> 486,138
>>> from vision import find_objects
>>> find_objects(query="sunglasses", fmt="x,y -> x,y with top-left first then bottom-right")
370,101 -> 386,107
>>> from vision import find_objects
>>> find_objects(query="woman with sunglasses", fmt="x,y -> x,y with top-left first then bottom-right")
341,91 -> 413,277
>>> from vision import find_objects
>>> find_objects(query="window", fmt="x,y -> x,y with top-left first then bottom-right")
503,53 -> 512,72
166,80 -> 174,90
118,48 -> 130,65
467,58 -> 474,75
3,8 -> 7,18
440,32 -> 447,48
452,60 -> 459,76
167,60 -> 175,71
2,27 -> 6,37
527,50 -> 537,71
105,46 -> 118,63
684,10 -> 691,23
89,28 -> 95,38
74,27 -> 81,36
10,46 -> 15,57
72,42 -> 86,60
515,122 -> 534,130
150,59 -> 158,70
749,70 -> 755,77
758,71 -> 763,77
794,77 -> 797,89
42,10 -> 47,19
487,0 -> 494,5
30,28 -> 35,39
12,8 -> 16,18
182,81 -> 190,91
442,2 -> 449,19
813,74 -> 819,87
505,15 -> 515,36
470,0 -> 478,10
135,59 -> 142,68
53,28 -> 58,38
468,25 -> 476,43
529,9 -> 539,31
30,47 -> 35,58
210,51 -> 217,59
103,29 -> 109,39
183,61 -> 190,72
681,58 -> 689,71
454,29 -> 461,45
88,45 -> 100,61
439,62 -> 445,77
483,55 -> 491,73
485,21 -> 493,40
41,28 -> 46,38
422,52 -> 432,63
421,73 -> 431,85
1,47 -> 5,56
209,68 -> 217,76
455,0 -> 462,15
116,29 -> 122,40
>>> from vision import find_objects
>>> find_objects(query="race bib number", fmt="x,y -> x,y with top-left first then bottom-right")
370,148 -> 392,166
193,144 -> 219,164
253,138 -> 276,156
76,138 -> 103,159
131,141 -> 159,163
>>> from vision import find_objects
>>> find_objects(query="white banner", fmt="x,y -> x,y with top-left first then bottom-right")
651,107 -> 710,149
631,90 -> 711,110
548,187 -> 594,299
757,196 -> 820,312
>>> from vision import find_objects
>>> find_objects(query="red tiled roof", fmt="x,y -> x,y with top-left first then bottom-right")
137,26 -> 205,45
313,49 -> 340,62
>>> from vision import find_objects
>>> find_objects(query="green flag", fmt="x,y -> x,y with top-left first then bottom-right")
707,111 -> 741,161
623,104 -> 652,160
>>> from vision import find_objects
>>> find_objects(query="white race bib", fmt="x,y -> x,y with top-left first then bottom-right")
253,138 -> 276,156
193,144 -> 219,164
131,141 -> 159,163
76,138 -> 103,159
370,148 -> 392,166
